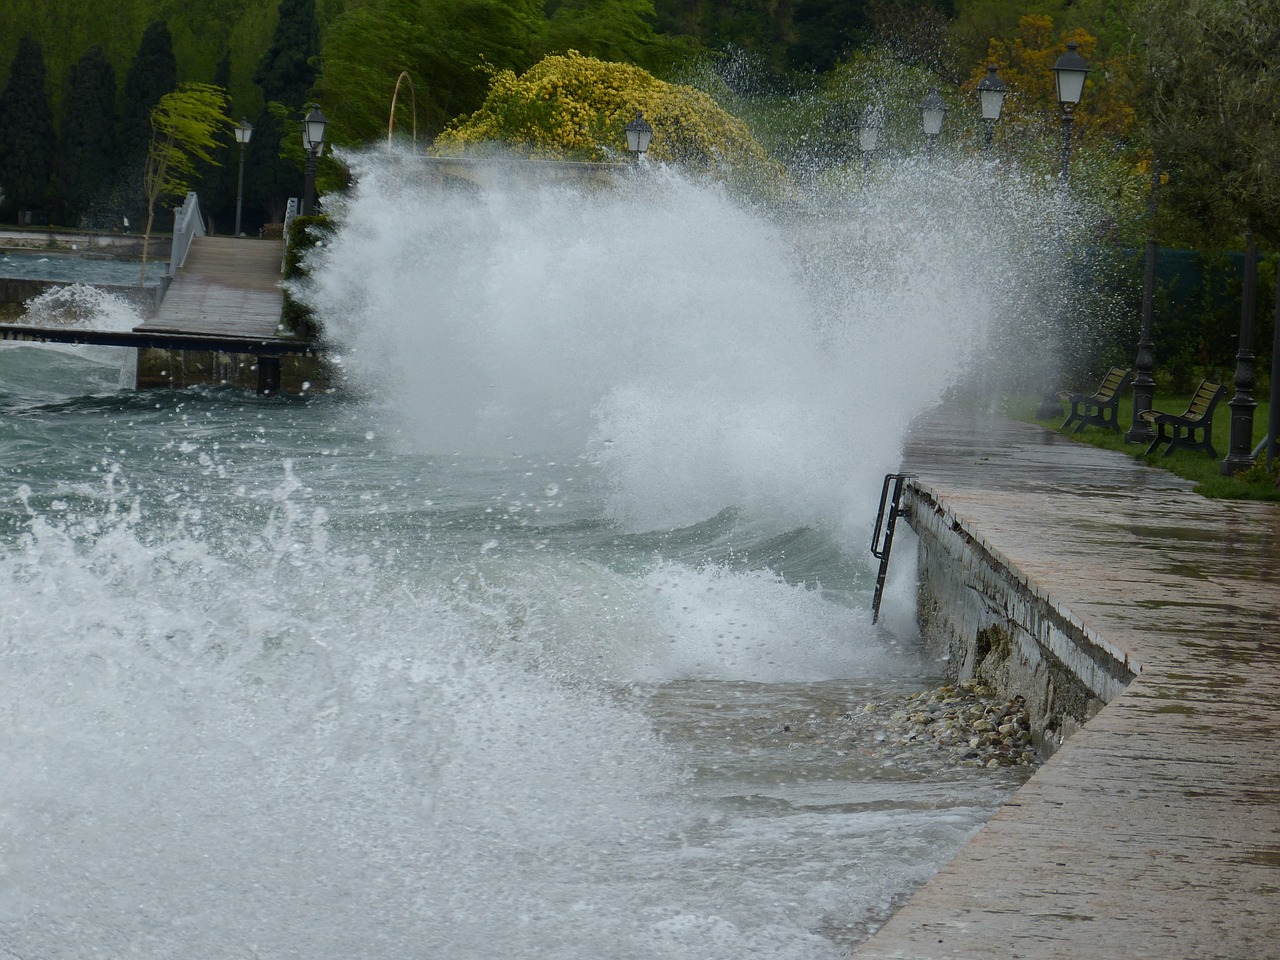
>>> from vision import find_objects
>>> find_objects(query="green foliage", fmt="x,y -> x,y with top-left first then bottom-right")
316,0 -> 688,149
249,0 -> 321,221
281,212 -> 330,337
1140,0 -> 1280,247
253,0 -> 320,106
59,45 -> 118,225
438,50 -> 785,194
118,21 -> 178,224
0,35 -> 56,216
139,82 -> 232,280
120,21 -> 178,155
789,0 -> 874,72
818,48 -> 952,156
193,51 -> 243,233
543,0 -> 697,72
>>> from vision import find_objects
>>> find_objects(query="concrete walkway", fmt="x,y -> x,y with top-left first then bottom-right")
853,409 -> 1280,960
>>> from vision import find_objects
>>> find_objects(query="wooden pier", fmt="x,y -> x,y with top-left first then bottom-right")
1,235 -> 325,394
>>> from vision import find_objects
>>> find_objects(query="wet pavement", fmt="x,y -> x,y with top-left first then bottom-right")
852,409 -> 1280,960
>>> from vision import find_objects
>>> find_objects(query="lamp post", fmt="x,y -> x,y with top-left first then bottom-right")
1268,260 -> 1280,471
233,118 -> 252,237
1125,159 -> 1161,444
1035,44 -> 1091,421
301,106 -> 327,216
1222,231 -> 1259,475
920,88 -> 946,157
625,111 -> 653,160
976,64 -> 1006,159
859,106 -> 881,172
1053,42 -> 1090,182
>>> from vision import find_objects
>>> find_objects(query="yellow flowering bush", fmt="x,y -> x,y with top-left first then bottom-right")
435,52 -> 784,184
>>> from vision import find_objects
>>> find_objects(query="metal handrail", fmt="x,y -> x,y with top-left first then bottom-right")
168,191 -> 205,278
870,473 -> 915,624
281,197 -> 300,273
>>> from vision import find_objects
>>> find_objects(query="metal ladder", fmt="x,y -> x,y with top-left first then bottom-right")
870,473 -> 915,624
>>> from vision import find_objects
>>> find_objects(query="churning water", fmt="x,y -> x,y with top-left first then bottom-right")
0,155 -> 1060,957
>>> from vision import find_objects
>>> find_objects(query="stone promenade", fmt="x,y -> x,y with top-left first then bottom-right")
853,409 -> 1280,960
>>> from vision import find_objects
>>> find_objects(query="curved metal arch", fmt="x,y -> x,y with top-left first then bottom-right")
388,71 -> 418,152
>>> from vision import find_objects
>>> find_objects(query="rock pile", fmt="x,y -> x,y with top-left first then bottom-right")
845,679 -> 1039,770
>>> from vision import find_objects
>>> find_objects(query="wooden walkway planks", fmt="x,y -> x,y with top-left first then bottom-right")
852,411 -> 1280,960
136,235 -> 284,338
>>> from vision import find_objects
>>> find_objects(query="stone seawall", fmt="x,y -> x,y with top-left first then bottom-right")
904,480 -> 1136,754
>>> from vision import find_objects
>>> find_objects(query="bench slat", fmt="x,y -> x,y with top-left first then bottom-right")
1142,379 -> 1226,459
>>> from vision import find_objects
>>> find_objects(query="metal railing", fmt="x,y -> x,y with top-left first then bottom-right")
168,191 -> 206,278
870,473 -> 915,624
281,197 -> 299,274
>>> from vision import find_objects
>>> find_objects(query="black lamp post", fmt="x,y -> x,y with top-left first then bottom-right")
1035,46 -> 1089,421
301,106 -> 327,216
625,111 -> 653,160
976,64 -> 1006,159
859,106 -> 881,172
1222,231 -> 1259,475
920,88 -> 946,157
1268,261 -> 1280,471
1053,43 -> 1090,182
233,118 -> 252,237
1125,159 -> 1161,444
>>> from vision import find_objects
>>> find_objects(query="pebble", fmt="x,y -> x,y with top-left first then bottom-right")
837,679 -> 1040,771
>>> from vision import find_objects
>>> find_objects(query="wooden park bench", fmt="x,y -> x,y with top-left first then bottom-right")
1140,379 -> 1227,458
1060,367 -> 1133,433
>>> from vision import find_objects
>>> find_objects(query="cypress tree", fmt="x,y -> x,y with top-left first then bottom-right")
59,45 -> 118,226
117,21 -> 178,226
253,0 -> 320,108
195,50 -> 240,233
0,34 -> 57,221
248,0 -> 320,222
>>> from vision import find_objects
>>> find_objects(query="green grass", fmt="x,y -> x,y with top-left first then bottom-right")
1007,391 -> 1280,501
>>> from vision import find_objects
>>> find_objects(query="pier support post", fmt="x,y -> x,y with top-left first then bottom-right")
257,357 -> 282,396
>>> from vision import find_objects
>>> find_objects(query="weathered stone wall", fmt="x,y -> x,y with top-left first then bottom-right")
904,482 -> 1134,754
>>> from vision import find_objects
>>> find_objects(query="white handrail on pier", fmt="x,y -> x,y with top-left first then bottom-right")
169,192 -> 206,278
281,197 -> 299,273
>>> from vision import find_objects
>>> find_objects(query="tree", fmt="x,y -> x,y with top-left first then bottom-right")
1140,0 -> 1280,247
315,0 -> 550,148
139,83 -> 232,283
1139,0 -> 1280,473
977,14 -> 1139,151
59,45 -> 117,225
437,51 -> 784,190
118,21 -> 179,226
789,0 -> 873,72
542,0 -> 696,71
194,50 -> 241,233
0,34 -> 56,219
249,0 -> 320,221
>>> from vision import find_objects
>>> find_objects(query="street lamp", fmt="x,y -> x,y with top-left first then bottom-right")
1035,43 -> 1091,420
301,106 -> 327,215
1053,42 -> 1090,182
625,111 -> 653,159
1125,160 -> 1161,444
859,106 -> 882,171
233,118 -> 252,237
1222,232 -> 1260,474
920,87 -> 946,156
976,64 -> 1006,159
